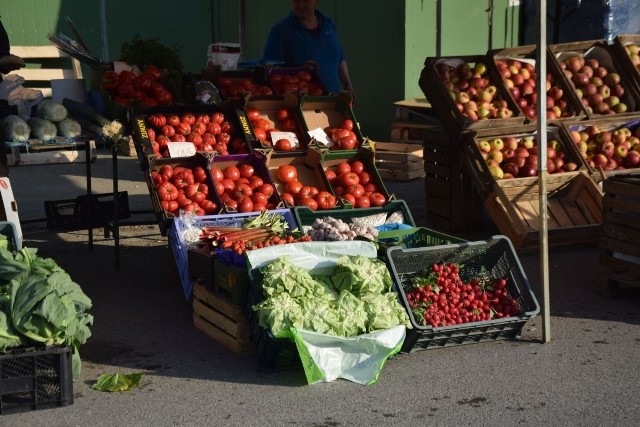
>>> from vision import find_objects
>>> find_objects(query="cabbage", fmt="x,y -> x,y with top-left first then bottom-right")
332,255 -> 393,296
1,115 -> 30,142
361,292 -> 412,331
27,117 -> 58,141
36,100 -> 68,122
56,117 -> 82,138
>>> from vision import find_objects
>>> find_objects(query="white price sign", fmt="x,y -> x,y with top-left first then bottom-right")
308,127 -> 333,147
270,131 -> 299,148
167,142 -> 197,158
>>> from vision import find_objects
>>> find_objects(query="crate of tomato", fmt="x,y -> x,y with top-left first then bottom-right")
147,153 -> 222,235
243,92 -> 311,153
214,67 -> 274,99
267,149 -> 339,211
209,151 -> 282,213
266,62 -> 327,96
386,235 -> 540,352
131,102 -> 254,169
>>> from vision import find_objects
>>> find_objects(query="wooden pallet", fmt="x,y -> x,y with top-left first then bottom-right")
390,122 -> 429,143
192,282 -> 255,356
375,141 -> 424,181
598,174 -> 640,295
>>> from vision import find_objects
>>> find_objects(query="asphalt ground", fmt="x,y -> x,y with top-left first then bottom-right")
2,147 -> 640,426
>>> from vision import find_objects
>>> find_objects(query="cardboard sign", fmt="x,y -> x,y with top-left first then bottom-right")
270,131 -> 300,148
168,142 -> 197,158
308,127 -> 333,147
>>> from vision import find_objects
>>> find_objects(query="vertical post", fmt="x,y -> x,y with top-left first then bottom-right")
536,0 -> 551,343
99,0 -> 109,62
239,0 -> 246,61
436,0 -> 442,57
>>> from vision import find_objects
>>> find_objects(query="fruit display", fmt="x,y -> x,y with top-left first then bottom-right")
215,75 -> 274,98
268,65 -> 326,96
244,104 -> 307,151
142,110 -> 249,158
101,66 -> 174,107
433,58 -> 516,121
566,123 -> 640,172
622,42 -> 640,73
324,159 -> 388,208
298,95 -> 365,151
149,163 -> 219,217
474,133 -> 580,179
404,262 -> 522,327
272,163 -> 336,210
554,49 -> 631,116
210,155 -> 280,213
494,56 -> 583,120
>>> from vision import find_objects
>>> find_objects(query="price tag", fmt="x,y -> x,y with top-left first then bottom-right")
308,127 -> 333,147
270,131 -> 299,147
167,142 -> 197,158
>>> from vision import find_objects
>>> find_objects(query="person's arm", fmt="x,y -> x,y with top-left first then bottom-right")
338,60 -> 355,102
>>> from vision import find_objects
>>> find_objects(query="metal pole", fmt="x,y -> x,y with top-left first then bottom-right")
99,0 -> 109,62
239,0 -> 246,60
487,0 -> 494,51
536,0 -> 551,343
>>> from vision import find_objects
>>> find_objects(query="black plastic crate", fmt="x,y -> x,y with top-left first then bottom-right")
44,191 -> 130,231
386,235 -> 540,352
0,345 -> 73,414
375,226 -> 466,259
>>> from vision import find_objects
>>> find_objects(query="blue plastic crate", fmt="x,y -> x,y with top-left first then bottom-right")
168,209 -> 299,300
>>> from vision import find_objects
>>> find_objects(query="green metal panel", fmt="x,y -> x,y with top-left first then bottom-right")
404,1 -> 438,101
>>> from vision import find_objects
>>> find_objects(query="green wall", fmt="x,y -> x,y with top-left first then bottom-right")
0,0 -> 519,140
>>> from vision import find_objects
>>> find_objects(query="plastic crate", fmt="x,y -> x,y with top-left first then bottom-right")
0,345 -> 73,414
168,209 -> 298,301
294,199 -> 416,231
44,192 -> 130,231
0,221 -> 21,251
386,236 -> 540,352
375,226 -> 466,259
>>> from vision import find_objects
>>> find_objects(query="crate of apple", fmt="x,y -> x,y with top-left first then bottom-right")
325,160 -> 388,208
494,57 -> 585,121
475,134 -> 581,181
565,122 -> 640,175
210,155 -> 281,213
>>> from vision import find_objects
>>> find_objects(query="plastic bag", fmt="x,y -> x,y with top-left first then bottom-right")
178,210 -> 203,250
291,325 -> 405,385
0,74 -> 43,120
207,43 -> 241,71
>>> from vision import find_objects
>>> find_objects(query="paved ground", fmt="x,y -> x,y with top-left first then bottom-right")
2,148 -> 640,426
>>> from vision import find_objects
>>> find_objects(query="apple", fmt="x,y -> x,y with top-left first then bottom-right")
615,145 -> 628,158
515,147 -> 530,158
488,165 -> 504,179
518,165 -> 537,177
503,136 -> 518,151
604,73 -> 621,86
488,149 -> 504,164
502,162 -> 519,177
569,130 -> 581,144
520,137 -> 535,149
600,141 -> 615,158
625,150 -> 640,166
477,140 -> 491,153
512,155 -> 527,168
564,162 -> 578,171
502,148 -> 516,160
546,159 -> 556,173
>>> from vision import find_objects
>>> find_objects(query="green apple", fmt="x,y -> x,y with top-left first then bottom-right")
490,138 -> 504,151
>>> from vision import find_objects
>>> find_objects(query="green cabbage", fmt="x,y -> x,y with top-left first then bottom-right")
332,255 -> 393,296
27,117 -> 58,141
1,115 -> 31,142
36,100 -> 68,122
255,293 -> 303,338
362,292 -> 412,332
56,117 -> 82,138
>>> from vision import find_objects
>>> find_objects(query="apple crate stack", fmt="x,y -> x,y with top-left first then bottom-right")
611,35 -> 640,99
598,173 -> 640,296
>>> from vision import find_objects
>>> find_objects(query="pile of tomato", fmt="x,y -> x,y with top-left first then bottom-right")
269,70 -> 326,95
245,106 -> 305,151
405,262 -> 522,328
210,163 -> 278,213
274,164 -> 337,210
325,160 -> 387,208
150,164 -> 218,216
101,66 -> 174,107
215,76 -> 274,98
325,119 -> 360,150
144,111 -> 249,159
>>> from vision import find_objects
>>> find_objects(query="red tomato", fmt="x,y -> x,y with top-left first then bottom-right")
258,183 -> 275,198
281,118 -> 297,132
215,181 -> 225,196
207,122 -> 222,135
252,192 -> 269,206
341,172 -> 360,186
246,107 -> 260,121
350,160 -> 365,174
200,199 -> 218,214
253,118 -> 271,131
211,112 -> 225,124
248,175 -> 264,190
196,113 -> 210,124
315,191 -> 336,210
159,165 -> 173,181
333,185 -> 345,196
191,122 -> 207,136
280,192 -> 295,206
337,135 -> 357,150
166,114 -> 180,127
364,182 -> 378,193
276,165 -> 298,183
254,128 -> 268,142
147,114 -> 166,128
357,171 -> 371,186
355,195 -> 371,208
297,186 -> 315,200
238,163 -> 255,179
225,199 -> 238,210
166,200 -> 179,213
223,165 -> 241,181
276,108 -> 290,122
336,162 -> 351,175
193,166 -> 207,184
171,170 -> 195,189
342,119 -> 354,131
369,192 -> 387,207
181,113 -> 196,125
232,183 -> 253,201
346,184 -> 365,198
343,193 -> 356,206
151,172 -> 163,186
170,134 -> 186,142
275,139 -> 292,151
253,202 -> 267,212
325,169 -> 337,184
298,197 -> 318,211
210,167 -> 224,182
156,182 -> 178,201
160,125 -> 175,137
285,180 -> 303,195
221,178 -> 235,192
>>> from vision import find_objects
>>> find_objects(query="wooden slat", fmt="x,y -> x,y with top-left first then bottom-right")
376,151 -> 423,163
193,315 -> 255,356
193,282 -> 244,320
599,236 -> 640,259
376,159 -> 423,172
515,200 -> 539,231
604,177 -> 640,197
193,299 -> 249,339
379,168 -> 424,181
424,176 -> 451,199
375,141 -> 424,153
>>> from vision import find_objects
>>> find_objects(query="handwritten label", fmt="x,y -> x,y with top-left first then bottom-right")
270,131 -> 300,148
167,142 -> 196,158
308,127 -> 333,147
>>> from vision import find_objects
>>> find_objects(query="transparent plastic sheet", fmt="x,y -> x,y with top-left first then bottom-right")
177,210 -> 203,251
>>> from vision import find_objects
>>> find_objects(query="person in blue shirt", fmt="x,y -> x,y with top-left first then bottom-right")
263,0 -> 355,100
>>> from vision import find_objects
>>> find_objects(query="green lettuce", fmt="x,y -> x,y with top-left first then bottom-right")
362,292 -> 412,331
255,292 -> 304,338
333,290 -> 368,337
332,255 -> 393,296
261,256 -> 326,299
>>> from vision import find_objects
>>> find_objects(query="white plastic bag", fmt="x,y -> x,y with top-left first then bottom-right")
207,43 -> 241,71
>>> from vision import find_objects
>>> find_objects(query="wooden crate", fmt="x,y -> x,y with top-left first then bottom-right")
598,174 -> 640,295
5,140 -> 97,166
610,35 -> 640,103
423,126 -> 483,233
374,141 -> 424,181
192,282 -> 255,356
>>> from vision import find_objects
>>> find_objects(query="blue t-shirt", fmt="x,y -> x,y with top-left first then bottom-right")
263,11 -> 346,94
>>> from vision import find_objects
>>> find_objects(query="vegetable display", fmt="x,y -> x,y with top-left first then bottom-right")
27,117 -> 58,141
273,164 -> 336,210
404,262 -> 522,327
36,100 -> 68,122
211,162 -> 277,213
56,117 -> 83,138
0,247 -> 93,380
253,255 -> 410,338
325,160 -> 387,208
150,164 -> 219,216
308,217 -> 379,241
